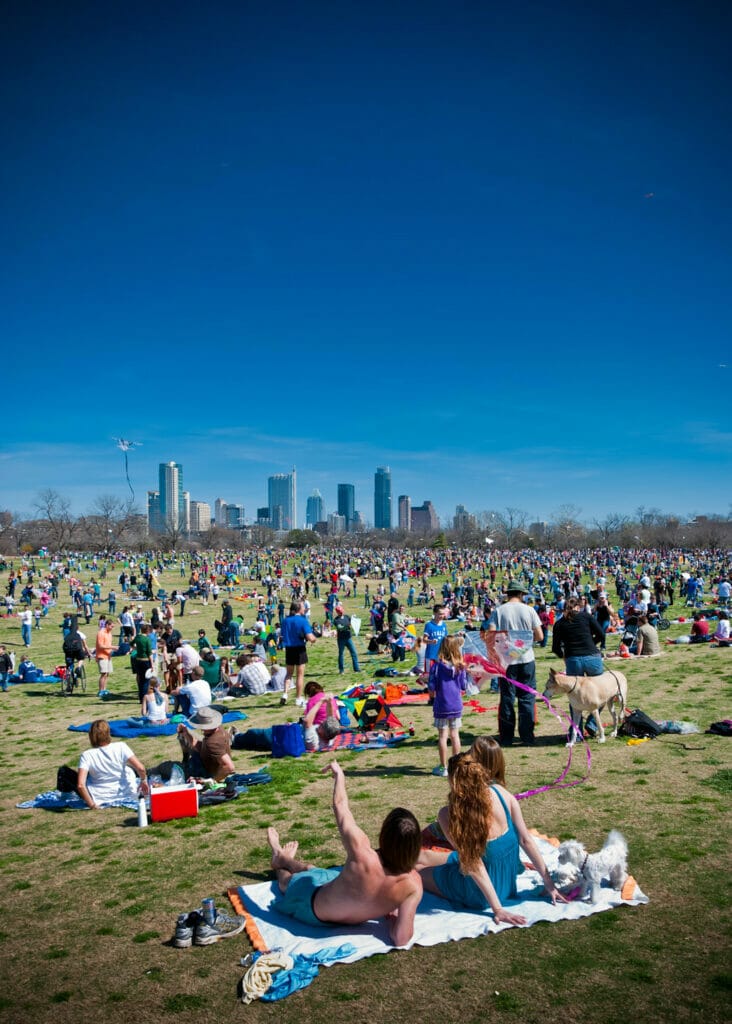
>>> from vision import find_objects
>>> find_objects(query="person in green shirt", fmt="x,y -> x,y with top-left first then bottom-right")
134,623 -> 154,705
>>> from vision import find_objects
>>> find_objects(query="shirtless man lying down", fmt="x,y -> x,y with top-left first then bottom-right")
267,760 -> 422,947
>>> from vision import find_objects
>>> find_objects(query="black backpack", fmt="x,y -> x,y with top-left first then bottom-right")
619,709 -> 662,739
63,633 -> 85,660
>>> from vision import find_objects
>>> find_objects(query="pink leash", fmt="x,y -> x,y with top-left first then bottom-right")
463,653 -> 592,799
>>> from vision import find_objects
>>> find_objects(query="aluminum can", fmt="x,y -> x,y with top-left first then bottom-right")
202,898 -> 216,925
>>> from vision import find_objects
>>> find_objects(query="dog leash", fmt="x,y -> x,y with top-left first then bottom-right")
463,653 -> 592,799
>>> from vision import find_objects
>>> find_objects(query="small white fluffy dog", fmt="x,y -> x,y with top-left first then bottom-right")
554,830 -> 629,902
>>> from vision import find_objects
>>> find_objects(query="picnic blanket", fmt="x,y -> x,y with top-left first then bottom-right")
328,730 -> 411,751
67,710 -> 247,739
18,769 -> 273,811
8,674 -> 59,686
229,833 -> 647,999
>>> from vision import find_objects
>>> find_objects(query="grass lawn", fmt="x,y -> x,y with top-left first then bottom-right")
0,559 -> 730,1024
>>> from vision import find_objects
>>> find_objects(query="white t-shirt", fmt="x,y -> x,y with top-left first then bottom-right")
78,742 -> 139,805
177,644 -> 200,675
179,679 -> 211,714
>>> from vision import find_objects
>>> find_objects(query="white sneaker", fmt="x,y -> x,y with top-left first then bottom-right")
295,696 -> 306,708
279,694 -> 288,706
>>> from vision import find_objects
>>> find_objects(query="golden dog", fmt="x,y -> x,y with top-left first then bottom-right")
544,666 -> 627,744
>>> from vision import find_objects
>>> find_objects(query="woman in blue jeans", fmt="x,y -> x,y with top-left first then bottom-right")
551,597 -> 605,737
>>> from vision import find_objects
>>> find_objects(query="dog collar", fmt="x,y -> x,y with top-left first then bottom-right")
567,677 -> 579,695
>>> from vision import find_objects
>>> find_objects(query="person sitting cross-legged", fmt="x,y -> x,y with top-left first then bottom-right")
176,706 -> 235,781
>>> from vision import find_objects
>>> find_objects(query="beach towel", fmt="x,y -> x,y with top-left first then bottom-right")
229,833 -> 647,996
327,730 -> 411,751
67,710 -> 246,739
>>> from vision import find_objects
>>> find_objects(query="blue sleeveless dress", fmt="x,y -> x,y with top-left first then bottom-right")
432,786 -> 524,909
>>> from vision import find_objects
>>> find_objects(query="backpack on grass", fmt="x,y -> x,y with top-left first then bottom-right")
619,709 -> 662,739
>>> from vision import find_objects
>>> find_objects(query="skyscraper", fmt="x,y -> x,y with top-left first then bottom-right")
411,501 -> 439,533
337,483 -> 355,531
189,501 -> 211,532
374,466 -> 392,529
306,489 -> 325,527
158,462 -> 185,531
268,469 -> 296,531
398,495 -> 411,531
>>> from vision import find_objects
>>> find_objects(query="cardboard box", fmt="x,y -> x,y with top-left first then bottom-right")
150,782 -> 199,823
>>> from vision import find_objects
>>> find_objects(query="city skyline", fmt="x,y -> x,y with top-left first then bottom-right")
2,5 -> 730,526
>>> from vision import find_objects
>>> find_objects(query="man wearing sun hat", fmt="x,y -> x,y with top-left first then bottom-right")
176,705 -> 235,781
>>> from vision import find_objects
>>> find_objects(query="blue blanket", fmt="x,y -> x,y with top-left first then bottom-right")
67,710 -> 247,739
8,674 -> 59,685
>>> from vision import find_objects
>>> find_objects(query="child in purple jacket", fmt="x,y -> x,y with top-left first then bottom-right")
428,635 -> 468,777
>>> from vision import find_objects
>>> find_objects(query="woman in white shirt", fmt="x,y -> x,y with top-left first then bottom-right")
141,677 -> 170,724
77,720 -> 149,809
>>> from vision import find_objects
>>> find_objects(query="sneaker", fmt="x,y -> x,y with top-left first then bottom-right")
193,910 -> 246,946
431,765 -> 448,777
174,910 -> 200,948
295,696 -> 306,708
279,694 -> 288,706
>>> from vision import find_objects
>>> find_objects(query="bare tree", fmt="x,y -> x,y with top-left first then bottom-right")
592,513 -> 629,546
33,489 -> 78,551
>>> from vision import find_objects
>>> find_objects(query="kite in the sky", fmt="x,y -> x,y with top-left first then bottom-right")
113,438 -> 142,501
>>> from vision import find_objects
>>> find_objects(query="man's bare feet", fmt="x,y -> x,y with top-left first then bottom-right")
267,827 -> 299,869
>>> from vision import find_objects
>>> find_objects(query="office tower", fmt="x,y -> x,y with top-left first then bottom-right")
398,495 -> 411,531
158,462 -> 185,531
182,491 -> 191,533
374,466 -> 392,529
147,491 -> 162,533
411,501 -> 439,533
453,504 -> 475,531
328,513 -> 346,535
256,507 -> 271,525
306,489 -> 325,527
189,501 -> 211,532
214,498 -> 227,526
225,504 -> 245,528
268,468 -> 296,531
337,483 -> 355,531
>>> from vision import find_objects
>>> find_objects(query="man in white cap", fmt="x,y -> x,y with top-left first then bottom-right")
177,706 -> 235,780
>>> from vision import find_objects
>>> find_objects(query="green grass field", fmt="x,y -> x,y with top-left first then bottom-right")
0,560 -> 730,1024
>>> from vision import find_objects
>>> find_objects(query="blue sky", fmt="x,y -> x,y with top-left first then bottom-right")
2,0 -> 730,527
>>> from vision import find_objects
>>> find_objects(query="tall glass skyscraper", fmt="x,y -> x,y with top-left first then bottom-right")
337,483 -> 355,531
306,489 -> 325,527
268,469 -> 297,531
158,461 -> 185,531
374,466 -> 392,529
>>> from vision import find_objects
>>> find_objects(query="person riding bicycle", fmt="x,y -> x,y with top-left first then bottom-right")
62,615 -> 92,694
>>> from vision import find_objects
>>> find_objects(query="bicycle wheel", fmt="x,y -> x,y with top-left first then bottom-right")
657,618 -> 670,631
78,662 -> 87,693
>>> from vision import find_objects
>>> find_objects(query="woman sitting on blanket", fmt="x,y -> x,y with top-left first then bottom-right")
141,676 -> 170,724
417,752 -> 566,925
423,736 -> 505,846
77,719 -> 149,810
302,680 -> 341,751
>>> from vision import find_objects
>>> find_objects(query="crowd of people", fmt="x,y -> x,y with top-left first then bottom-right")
3,541 -> 731,946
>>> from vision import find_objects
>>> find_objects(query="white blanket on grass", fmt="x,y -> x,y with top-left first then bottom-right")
235,836 -> 648,963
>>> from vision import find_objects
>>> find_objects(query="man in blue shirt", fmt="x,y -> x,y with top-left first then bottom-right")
280,600 -> 316,707
423,605 -> 448,674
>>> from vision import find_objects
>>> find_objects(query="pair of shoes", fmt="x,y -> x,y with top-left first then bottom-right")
174,910 -> 199,948
279,694 -> 288,705
194,910 -> 245,946
431,765 -> 448,777
295,696 -> 306,708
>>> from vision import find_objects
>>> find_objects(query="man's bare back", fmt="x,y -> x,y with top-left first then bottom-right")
267,761 -> 422,945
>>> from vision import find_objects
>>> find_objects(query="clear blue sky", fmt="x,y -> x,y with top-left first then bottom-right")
3,0 -> 730,527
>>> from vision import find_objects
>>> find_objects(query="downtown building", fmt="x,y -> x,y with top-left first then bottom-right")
147,462 -> 187,533
374,466 -> 392,529
337,483 -> 356,532
267,469 -> 297,531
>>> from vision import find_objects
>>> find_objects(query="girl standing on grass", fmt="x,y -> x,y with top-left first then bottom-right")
428,635 -> 468,777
